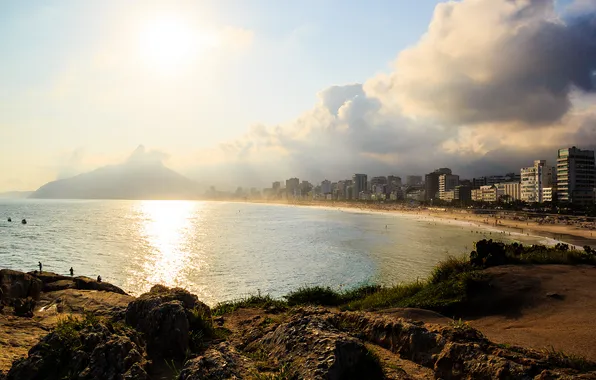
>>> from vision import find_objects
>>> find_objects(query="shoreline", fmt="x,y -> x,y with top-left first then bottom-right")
241,200 -> 596,247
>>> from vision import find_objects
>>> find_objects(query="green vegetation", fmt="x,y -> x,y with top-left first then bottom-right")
213,295 -> 287,316
212,240 -> 595,315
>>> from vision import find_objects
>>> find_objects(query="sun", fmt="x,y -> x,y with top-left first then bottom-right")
139,16 -> 204,72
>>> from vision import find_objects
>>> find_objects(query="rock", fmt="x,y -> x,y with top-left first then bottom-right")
546,292 -> 565,300
179,342 -> 253,379
43,279 -> 76,292
74,276 -> 127,295
335,311 -> 593,379
249,311 -> 384,379
13,298 -> 36,318
125,285 -> 212,359
7,317 -> 148,380
28,271 -> 70,285
0,270 -> 42,301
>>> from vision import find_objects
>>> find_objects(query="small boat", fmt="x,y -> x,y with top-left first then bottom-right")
21,219 -> 27,225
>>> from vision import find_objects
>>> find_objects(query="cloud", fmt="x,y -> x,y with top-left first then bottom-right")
184,0 -> 596,189
126,145 -> 170,166
367,0 -> 596,126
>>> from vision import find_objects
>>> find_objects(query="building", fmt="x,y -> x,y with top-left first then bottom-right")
542,187 -> 555,203
272,181 -> 281,190
442,190 -> 456,202
495,182 -> 521,202
387,175 -> 402,190
480,185 -> 499,203
471,188 -> 483,202
454,185 -> 472,202
321,180 -> 332,195
439,173 -> 459,200
557,147 -> 596,205
352,174 -> 368,199
406,175 -> 422,186
286,178 -> 300,197
425,168 -> 452,201
472,173 -> 520,189
520,160 -> 554,203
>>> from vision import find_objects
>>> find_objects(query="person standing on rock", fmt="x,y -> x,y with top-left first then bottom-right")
38,262 -> 42,273
69,267 -> 74,277
97,275 -> 102,282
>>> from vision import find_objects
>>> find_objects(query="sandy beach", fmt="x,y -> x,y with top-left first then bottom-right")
246,200 -> 596,247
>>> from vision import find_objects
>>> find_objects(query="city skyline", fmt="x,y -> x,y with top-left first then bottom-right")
2,0 -> 596,192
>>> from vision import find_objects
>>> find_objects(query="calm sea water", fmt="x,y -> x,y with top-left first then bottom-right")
0,200 -> 551,305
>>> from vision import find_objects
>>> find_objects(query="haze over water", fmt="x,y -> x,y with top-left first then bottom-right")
0,200 -> 549,305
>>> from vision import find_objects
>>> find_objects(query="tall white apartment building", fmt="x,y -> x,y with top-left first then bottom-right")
520,160 -> 554,203
439,174 -> 459,201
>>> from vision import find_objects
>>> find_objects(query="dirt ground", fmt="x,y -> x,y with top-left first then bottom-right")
466,264 -> 596,361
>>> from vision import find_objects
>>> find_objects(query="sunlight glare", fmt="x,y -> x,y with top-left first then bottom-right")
139,16 -> 212,72
138,200 -> 202,288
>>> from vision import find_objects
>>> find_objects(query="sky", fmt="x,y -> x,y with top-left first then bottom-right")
1,0 -> 595,191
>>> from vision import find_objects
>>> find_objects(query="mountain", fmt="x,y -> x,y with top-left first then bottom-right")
30,162 -> 201,200
0,191 -> 33,199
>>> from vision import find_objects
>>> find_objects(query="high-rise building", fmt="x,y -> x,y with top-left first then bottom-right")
272,181 -> 281,190
406,175 -> 422,186
520,160 -> 554,203
352,174 -> 367,199
286,178 -> 300,197
321,180 -> 332,195
425,168 -> 452,201
439,174 -> 459,200
557,147 -> 595,205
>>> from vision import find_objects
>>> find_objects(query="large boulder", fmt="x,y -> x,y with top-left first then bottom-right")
0,270 -> 42,301
125,285 -> 211,359
7,316 -> 148,380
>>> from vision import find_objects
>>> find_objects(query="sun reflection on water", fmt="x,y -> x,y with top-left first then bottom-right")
137,200 -> 202,290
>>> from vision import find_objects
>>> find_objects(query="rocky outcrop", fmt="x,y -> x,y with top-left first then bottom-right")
335,311 -> 596,379
73,277 -> 127,295
7,318 -> 148,380
0,270 -> 42,302
248,309 -> 384,379
179,342 -> 256,380
125,285 -> 212,359
25,271 -> 127,295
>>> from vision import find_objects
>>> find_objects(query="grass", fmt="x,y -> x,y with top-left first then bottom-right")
213,295 -> 287,316
211,240 -> 596,316
543,346 -> 596,372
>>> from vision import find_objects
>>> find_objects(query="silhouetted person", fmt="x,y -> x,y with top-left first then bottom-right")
21,218 -> 27,224
7,217 -> 11,222
97,275 -> 102,283
69,267 -> 74,277
38,262 -> 42,273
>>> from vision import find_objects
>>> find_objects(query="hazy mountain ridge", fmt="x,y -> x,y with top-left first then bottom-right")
30,161 -> 201,200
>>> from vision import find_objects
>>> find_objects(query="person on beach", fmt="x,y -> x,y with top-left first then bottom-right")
69,267 -> 74,277
38,262 -> 42,273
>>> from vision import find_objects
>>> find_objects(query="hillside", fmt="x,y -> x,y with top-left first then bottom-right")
30,146 -> 201,200
29,162 -> 200,200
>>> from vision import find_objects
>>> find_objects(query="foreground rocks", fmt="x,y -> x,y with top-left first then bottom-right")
2,269 -> 596,379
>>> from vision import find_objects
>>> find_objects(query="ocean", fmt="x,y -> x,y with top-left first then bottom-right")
0,199 -> 552,305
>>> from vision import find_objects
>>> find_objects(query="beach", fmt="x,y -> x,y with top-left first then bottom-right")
249,199 -> 596,247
